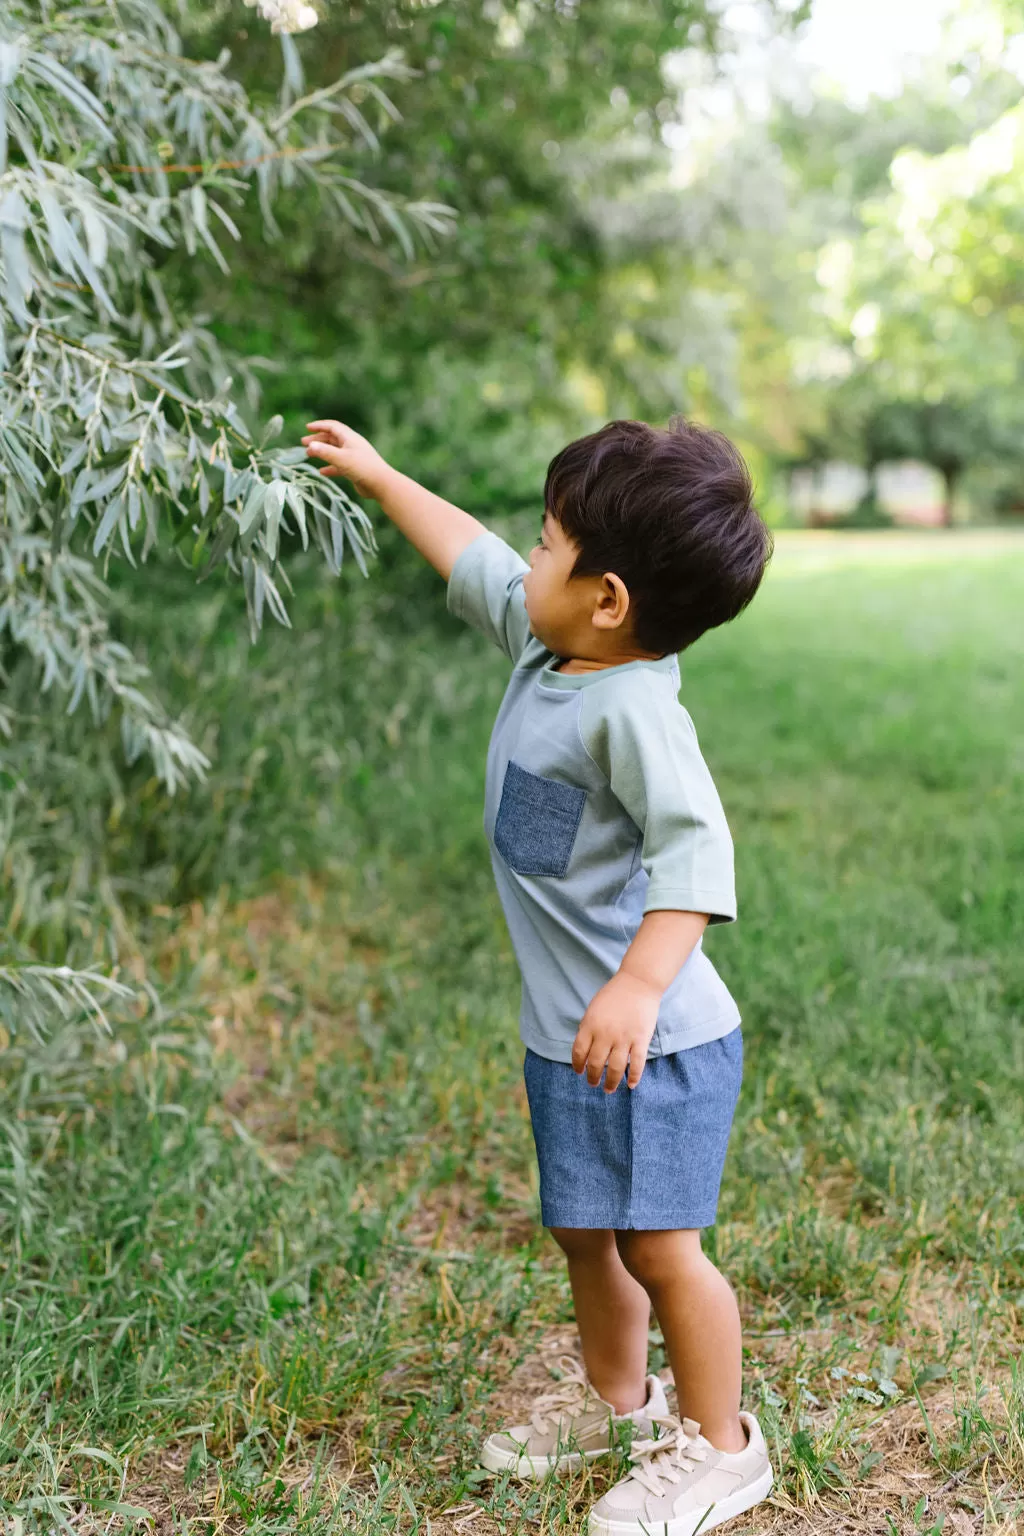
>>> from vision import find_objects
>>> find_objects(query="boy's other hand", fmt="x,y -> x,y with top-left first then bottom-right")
571,972 -> 661,1093
302,420 -> 390,499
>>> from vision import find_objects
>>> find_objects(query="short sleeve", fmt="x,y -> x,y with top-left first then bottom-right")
446,530 -> 532,663
579,674 -> 737,924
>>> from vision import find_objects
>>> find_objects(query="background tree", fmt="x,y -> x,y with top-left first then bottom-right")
764,19 -> 1024,512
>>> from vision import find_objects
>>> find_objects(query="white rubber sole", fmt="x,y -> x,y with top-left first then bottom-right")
586,1466 -> 775,1536
479,1439 -> 614,1481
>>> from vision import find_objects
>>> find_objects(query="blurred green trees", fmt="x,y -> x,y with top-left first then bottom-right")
761,23 -> 1024,517
835,99 -> 1024,518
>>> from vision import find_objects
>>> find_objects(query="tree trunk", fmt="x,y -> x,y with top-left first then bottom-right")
940,467 -> 959,527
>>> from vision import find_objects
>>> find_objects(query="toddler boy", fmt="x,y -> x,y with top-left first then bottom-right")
303,415 -> 774,1536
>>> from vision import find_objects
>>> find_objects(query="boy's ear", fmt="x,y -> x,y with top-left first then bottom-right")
592,571 -> 630,631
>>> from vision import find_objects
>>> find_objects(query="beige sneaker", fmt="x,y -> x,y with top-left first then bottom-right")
479,1355 -> 670,1481
586,1410 -> 773,1536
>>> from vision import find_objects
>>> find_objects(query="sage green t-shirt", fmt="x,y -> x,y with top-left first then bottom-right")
448,529 -> 740,1064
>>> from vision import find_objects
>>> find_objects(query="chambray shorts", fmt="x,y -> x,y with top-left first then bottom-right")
522,1028 -> 743,1230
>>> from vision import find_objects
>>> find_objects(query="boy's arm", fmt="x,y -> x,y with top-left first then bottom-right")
571,910 -> 710,1094
619,909 -> 710,994
303,419 -> 485,582
304,419 -> 533,661
579,675 -> 737,923
572,679 -> 736,1093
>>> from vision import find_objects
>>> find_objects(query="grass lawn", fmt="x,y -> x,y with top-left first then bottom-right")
2,532 -> 1023,1534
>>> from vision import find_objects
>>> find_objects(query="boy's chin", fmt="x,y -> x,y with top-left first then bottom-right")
527,614 -> 571,656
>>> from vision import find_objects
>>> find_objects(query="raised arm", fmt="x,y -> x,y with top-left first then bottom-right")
302,419 -> 485,582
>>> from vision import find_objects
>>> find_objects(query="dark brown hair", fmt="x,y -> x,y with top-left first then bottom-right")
544,417 -> 773,654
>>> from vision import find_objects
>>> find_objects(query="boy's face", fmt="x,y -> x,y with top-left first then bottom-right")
521,510 -> 587,653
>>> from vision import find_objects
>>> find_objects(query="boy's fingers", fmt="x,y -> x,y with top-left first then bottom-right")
586,1040 -> 610,1086
571,1030 -> 591,1074
602,1043 -> 630,1094
305,418 -> 346,435
305,440 -> 346,466
304,443 -> 347,477
627,1049 -> 646,1089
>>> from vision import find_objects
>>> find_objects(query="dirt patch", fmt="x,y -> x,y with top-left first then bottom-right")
419,1322 -> 1023,1536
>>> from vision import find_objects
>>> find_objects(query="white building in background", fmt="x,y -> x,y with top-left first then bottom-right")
790,460 -> 947,525
790,463 -> 869,522
875,463 -> 946,525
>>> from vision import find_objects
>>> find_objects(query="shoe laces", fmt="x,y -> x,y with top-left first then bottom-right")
625,1412 -> 709,1497
528,1356 -> 597,1436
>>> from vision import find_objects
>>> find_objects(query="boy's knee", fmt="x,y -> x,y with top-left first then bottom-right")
615,1228 -> 702,1289
549,1225 -> 615,1262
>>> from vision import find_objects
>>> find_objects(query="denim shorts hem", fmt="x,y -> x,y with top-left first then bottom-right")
536,1204 -> 721,1232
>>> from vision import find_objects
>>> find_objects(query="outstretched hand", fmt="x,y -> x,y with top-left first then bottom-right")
302,420 -> 391,499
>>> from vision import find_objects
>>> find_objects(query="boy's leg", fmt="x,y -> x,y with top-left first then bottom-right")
548,1226 -> 651,1415
615,1227 -> 746,1453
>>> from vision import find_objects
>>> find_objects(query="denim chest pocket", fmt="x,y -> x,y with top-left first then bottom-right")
494,760 -> 587,878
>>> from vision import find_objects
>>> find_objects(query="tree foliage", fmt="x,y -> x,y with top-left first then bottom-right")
0,0 -> 454,1026
0,0 -> 452,795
